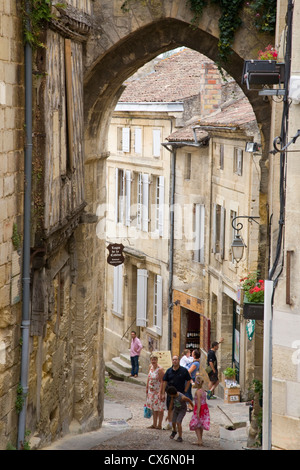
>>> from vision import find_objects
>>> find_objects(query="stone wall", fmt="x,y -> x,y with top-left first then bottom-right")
0,1 -> 24,449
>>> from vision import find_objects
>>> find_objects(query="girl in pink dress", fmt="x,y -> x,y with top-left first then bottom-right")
146,354 -> 165,429
189,376 -> 210,446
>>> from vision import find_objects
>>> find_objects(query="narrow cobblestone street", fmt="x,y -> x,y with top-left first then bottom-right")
91,377 -> 249,451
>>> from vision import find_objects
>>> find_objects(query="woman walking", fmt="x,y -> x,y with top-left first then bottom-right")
145,353 -> 165,429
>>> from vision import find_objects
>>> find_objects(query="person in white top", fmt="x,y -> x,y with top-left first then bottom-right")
180,349 -> 193,369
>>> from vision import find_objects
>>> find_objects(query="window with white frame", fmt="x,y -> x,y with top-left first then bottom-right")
194,204 -> 205,263
153,274 -> 162,335
117,127 -> 130,152
113,264 -> 123,315
137,173 -> 149,232
212,203 -> 225,258
136,269 -> 148,327
153,129 -> 161,157
234,148 -> 243,176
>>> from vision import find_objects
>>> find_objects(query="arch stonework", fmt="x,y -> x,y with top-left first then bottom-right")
83,0 -> 274,271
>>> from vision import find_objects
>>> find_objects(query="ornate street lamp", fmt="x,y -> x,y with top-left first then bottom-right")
231,216 -> 260,263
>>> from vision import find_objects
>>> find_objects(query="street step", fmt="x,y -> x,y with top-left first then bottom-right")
105,360 -> 148,387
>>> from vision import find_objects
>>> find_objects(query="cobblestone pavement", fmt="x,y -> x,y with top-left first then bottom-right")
92,378 -> 225,451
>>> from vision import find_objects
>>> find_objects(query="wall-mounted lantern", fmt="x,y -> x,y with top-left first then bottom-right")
231,216 -> 260,263
242,60 -> 285,92
245,142 -> 262,153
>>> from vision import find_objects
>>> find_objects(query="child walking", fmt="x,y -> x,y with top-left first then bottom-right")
167,386 -> 193,442
189,376 -> 210,446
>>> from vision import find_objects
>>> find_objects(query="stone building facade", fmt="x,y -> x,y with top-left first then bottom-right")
2,0 -> 298,452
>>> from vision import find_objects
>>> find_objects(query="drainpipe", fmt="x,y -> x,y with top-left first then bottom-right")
17,0 -> 33,449
161,143 -> 176,351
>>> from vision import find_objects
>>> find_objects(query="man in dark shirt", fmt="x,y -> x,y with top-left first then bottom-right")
206,338 -> 224,399
160,355 -> 191,428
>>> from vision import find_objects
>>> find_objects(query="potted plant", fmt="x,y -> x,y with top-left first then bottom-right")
223,367 -> 236,380
240,272 -> 264,320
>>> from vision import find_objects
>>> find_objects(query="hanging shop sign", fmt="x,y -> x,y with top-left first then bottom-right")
246,320 -> 255,341
107,243 -> 125,266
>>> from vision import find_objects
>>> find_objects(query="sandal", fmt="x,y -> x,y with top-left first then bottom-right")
170,431 -> 177,439
176,437 -> 183,442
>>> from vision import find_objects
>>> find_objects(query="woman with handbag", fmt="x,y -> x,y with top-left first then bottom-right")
185,349 -> 201,411
145,353 -> 165,429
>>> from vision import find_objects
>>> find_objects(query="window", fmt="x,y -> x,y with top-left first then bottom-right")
220,144 -> 224,170
153,129 -> 161,157
117,127 -> 130,152
234,148 -> 243,176
185,153 -> 191,180
212,203 -> 225,258
155,176 -> 164,236
194,204 -> 205,263
135,127 -> 142,154
113,264 -> 123,315
136,269 -> 148,327
153,275 -> 162,334
137,173 -> 149,232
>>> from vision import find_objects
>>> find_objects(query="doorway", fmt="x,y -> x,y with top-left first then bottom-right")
180,308 -> 200,355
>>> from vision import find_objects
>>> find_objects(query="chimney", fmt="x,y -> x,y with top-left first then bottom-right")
199,61 -> 222,116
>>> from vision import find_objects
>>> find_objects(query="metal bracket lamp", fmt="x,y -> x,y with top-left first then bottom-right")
231,216 -> 260,263
245,142 -> 262,153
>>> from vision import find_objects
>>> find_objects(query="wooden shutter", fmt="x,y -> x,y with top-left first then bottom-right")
194,204 -> 205,263
220,206 -> 226,259
158,176 -> 164,237
153,129 -> 161,157
125,170 -> 131,226
137,173 -> 142,230
115,168 -> 119,224
142,173 -> 149,232
135,128 -> 142,154
212,203 -> 217,254
113,265 -> 123,314
122,127 -> 130,152
136,269 -> 148,326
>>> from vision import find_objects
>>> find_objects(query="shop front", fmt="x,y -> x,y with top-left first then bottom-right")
172,290 -> 210,357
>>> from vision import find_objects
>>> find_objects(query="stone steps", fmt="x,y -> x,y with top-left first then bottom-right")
105,352 -> 148,386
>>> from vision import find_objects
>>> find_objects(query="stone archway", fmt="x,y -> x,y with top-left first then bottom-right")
80,0 -> 275,433
83,1 -> 274,271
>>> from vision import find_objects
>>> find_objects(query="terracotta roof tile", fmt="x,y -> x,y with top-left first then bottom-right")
120,48 -> 213,103
198,97 -> 256,128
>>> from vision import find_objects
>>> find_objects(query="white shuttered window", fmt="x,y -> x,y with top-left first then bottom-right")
122,127 -> 130,152
153,129 -> 161,157
136,269 -> 148,327
135,128 -> 142,154
113,264 -> 123,315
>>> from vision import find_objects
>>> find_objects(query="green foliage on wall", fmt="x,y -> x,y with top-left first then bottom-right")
21,0 -> 65,48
